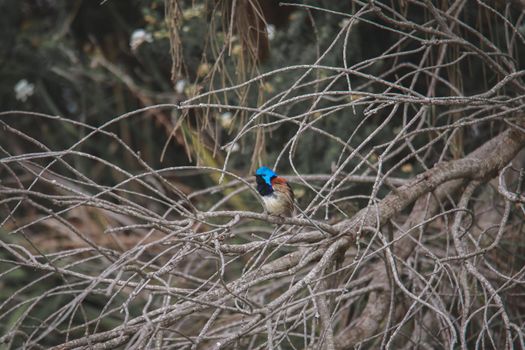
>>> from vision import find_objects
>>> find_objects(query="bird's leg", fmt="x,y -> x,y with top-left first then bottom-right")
273,214 -> 286,224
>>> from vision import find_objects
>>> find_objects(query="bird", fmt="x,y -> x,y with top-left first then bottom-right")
255,166 -> 294,217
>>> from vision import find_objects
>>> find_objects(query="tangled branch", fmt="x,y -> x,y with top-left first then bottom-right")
1,1 -> 525,349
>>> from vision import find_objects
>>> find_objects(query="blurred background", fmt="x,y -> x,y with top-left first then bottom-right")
4,1 -> 523,178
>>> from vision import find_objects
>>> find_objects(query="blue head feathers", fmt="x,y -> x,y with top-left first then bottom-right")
255,166 -> 276,186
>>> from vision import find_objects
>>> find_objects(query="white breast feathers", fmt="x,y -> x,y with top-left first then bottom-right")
262,193 -> 288,216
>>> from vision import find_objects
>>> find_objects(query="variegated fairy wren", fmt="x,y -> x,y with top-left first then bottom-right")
255,166 -> 294,217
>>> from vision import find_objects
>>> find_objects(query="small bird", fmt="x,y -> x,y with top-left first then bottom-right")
255,166 -> 294,217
